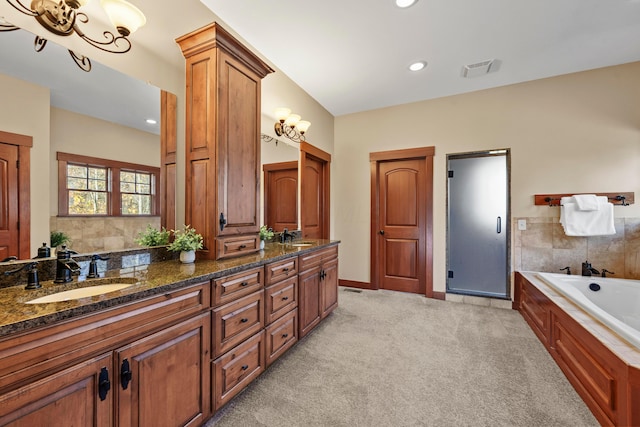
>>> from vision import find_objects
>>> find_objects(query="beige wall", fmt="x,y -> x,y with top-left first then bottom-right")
335,62 -> 640,294
0,74 -> 50,256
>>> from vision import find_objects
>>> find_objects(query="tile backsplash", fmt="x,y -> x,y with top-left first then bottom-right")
50,216 -> 160,254
514,217 -> 640,279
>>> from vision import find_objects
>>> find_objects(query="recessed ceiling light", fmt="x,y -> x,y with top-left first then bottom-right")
395,0 -> 418,8
408,61 -> 427,72
146,119 -> 157,125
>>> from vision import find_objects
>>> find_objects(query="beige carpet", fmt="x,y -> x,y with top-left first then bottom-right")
206,288 -> 599,427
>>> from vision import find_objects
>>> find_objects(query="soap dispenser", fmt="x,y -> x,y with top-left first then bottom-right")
36,242 -> 50,259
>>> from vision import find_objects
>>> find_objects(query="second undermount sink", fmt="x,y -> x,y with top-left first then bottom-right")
291,243 -> 313,247
25,279 -> 137,304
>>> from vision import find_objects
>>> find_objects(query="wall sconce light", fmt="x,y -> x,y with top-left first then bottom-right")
274,107 -> 311,143
2,0 -> 146,71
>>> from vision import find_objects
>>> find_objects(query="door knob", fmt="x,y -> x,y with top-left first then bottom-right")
379,230 -> 384,235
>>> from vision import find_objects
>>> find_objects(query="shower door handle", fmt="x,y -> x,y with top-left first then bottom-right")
496,216 -> 502,234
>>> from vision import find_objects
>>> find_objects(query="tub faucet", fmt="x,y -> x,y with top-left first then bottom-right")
559,266 -> 571,275
601,269 -> 615,278
581,261 -> 600,277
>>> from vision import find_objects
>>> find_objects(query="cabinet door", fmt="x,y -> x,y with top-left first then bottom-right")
298,266 -> 322,339
0,353 -> 113,426
116,312 -> 211,427
216,49 -> 261,237
321,257 -> 339,318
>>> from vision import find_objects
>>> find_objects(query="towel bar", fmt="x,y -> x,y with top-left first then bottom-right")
534,192 -> 634,207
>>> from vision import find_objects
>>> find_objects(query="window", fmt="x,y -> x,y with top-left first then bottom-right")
57,152 -> 160,217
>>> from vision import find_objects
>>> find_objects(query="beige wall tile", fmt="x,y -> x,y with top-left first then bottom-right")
521,222 -> 553,249
521,247 -> 553,271
552,222 -> 587,250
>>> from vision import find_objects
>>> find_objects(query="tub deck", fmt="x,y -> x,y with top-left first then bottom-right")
515,272 -> 640,427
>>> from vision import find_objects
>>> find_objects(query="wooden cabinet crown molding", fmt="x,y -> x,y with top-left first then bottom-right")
176,22 -> 274,78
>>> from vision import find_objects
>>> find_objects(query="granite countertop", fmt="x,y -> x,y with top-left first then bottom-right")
0,239 -> 339,338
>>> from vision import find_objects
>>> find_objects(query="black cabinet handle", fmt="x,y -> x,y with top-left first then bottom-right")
121,359 -> 132,390
241,365 -> 249,370
239,244 -> 246,249
240,281 -> 249,287
319,270 -> 326,280
219,212 -> 227,231
282,296 -> 289,301
282,333 -> 289,338
98,367 -> 111,401
282,267 -> 289,272
240,318 -> 248,323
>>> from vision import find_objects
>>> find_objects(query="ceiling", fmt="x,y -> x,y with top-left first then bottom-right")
2,0 -> 640,123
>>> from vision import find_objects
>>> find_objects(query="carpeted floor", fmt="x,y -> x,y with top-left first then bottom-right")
206,288 -> 599,426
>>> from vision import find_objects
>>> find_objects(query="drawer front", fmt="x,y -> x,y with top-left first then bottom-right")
264,276 -> 298,325
265,309 -> 297,367
299,245 -> 338,271
216,235 -> 259,260
265,257 -> 297,285
213,291 -> 264,357
212,267 -> 263,307
212,331 -> 265,411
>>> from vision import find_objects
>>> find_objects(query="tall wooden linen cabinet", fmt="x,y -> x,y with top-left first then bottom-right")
177,23 -> 274,259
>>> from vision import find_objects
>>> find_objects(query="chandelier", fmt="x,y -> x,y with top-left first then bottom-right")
2,0 -> 146,71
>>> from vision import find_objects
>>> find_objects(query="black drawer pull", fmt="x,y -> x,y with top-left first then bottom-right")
240,281 -> 249,287
282,267 -> 289,272
239,244 -> 247,249
282,333 -> 289,338
241,365 -> 249,370
282,296 -> 289,301
240,318 -> 248,323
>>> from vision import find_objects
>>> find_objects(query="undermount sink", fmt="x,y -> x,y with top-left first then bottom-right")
291,243 -> 313,247
25,280 -> 137,304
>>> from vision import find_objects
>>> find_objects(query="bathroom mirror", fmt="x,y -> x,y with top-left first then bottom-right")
260,132 -> 299,232
0,25 -> 162,259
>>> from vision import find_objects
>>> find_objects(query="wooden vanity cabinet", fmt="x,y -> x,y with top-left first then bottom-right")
264,257 -> 299,367
115,312 -> 210,427
0,352 -> 113,426
177,23 -> 274,260
298,246 -> 339,339
0,282 -> 211,426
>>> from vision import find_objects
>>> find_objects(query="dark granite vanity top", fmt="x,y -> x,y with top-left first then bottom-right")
0,240 -> 339,338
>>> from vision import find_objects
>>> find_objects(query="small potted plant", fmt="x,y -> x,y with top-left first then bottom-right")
259,225 -> 274,250
135,224 -> 170,247
50,230 -> 71,254
168,225 -> 204,263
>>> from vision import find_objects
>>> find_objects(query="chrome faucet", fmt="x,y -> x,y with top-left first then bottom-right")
581,261 -> 600,277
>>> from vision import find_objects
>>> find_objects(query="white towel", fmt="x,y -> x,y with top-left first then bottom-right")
573,194 -> 601,211
560,201 -> 615,236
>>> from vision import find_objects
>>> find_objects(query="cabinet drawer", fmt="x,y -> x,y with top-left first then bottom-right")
212,267 -> 263,307
265,309 -> 297,367
212,331 -> 265,411
265,257 -> 297,285
216,235 -> 259,259
299,245 -> 338,271
213,291 -> 264,357
265,276 -> 298,325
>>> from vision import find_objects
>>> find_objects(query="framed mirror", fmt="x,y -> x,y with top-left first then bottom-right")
0,24 -> 168,259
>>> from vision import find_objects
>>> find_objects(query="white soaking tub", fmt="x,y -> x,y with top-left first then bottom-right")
537,272 -> 640,350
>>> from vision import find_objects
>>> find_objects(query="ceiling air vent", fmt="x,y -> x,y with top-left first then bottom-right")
461,59 -> 494,78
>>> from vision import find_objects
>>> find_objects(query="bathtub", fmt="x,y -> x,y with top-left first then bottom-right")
537,272 -> 640,350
